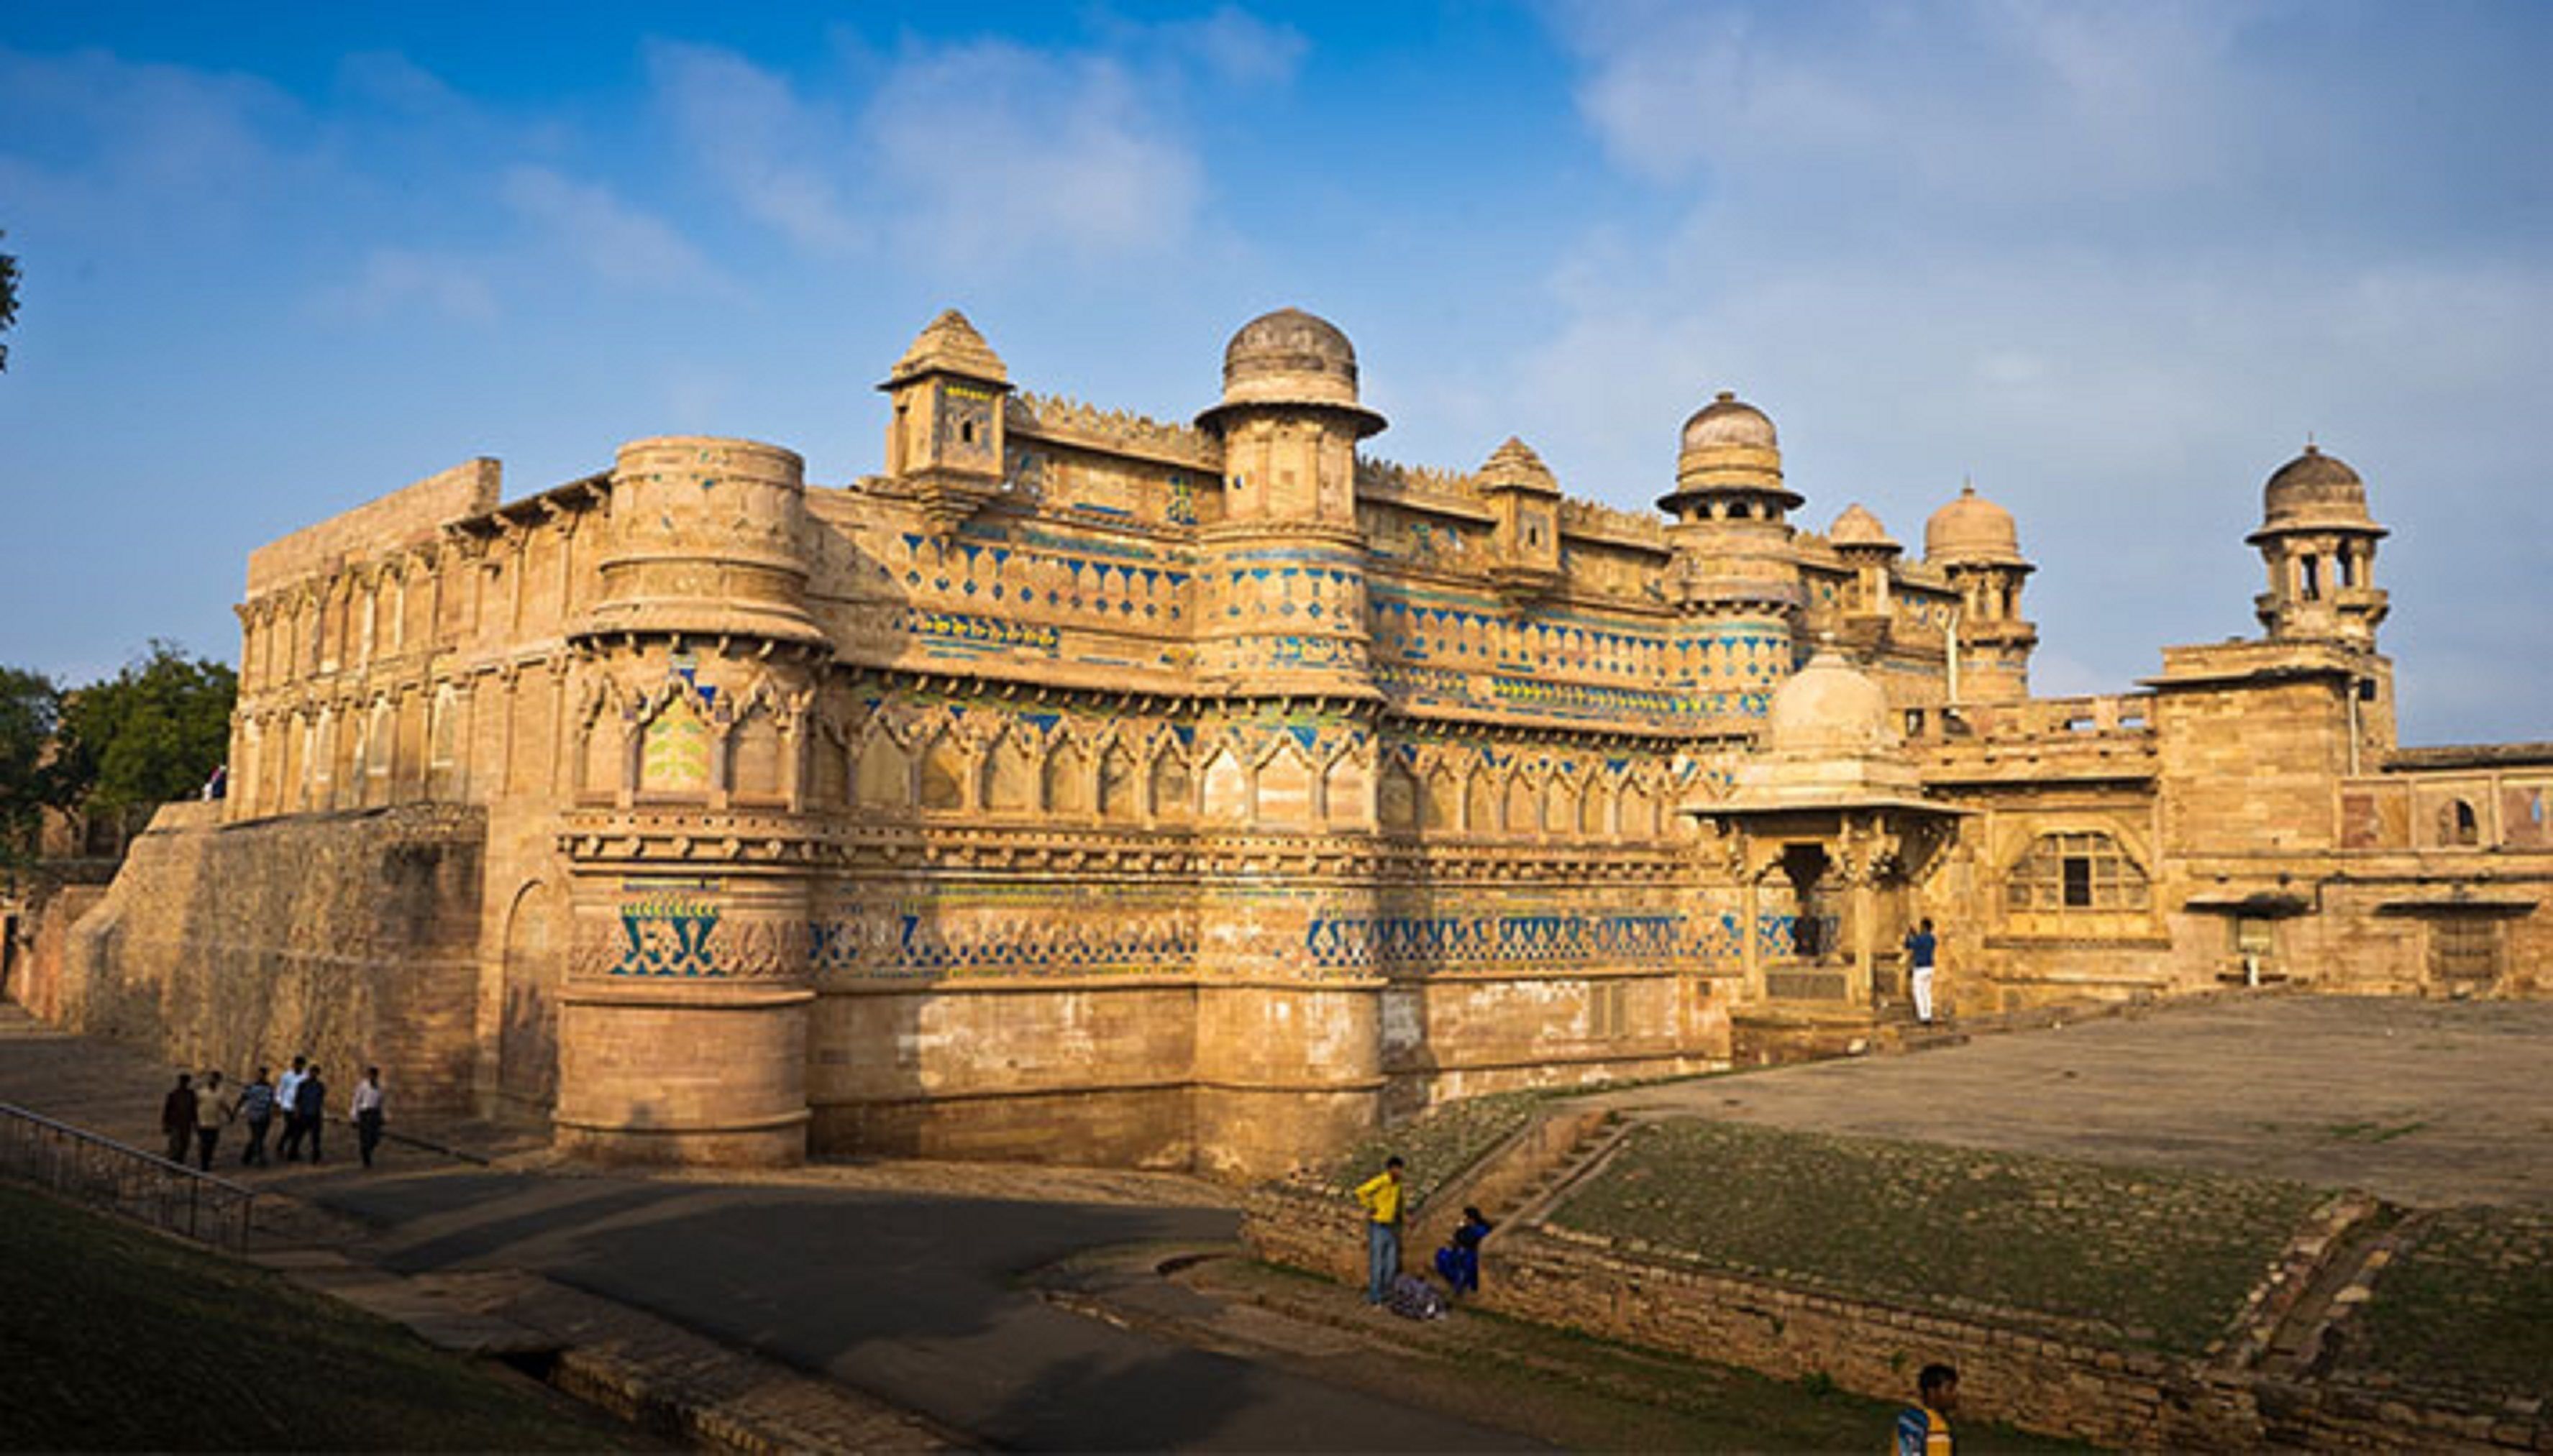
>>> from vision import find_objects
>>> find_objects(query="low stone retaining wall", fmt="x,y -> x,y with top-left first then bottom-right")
1241,1178 -> 2553,1451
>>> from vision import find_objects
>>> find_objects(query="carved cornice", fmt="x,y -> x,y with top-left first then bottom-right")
554,810 -> 1696,884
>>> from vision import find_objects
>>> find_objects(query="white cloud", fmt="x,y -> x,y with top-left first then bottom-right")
308,246 -> 500,324
501,165 -> 731,293
0,45 -> 303,237
1147,6 -> 1310,87
646,22 -> 1256,272
1523,0 -> 2553,739
864,40 -> 1202,269
647,41 -> 864,255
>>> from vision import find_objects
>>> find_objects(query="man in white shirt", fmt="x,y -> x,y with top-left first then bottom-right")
351,1067 -> 386,1168
275,1055 -> 309,1161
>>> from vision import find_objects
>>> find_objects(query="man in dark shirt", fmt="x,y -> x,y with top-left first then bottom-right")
159,1073 -> 197,1163
295,1064 -> 328,1163
1904,917 -> 1940,1025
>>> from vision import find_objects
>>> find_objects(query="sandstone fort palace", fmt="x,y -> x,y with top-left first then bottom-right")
41,307 -> 2552,1176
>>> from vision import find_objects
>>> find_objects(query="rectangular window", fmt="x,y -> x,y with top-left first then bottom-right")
2062,856 -> 2093,907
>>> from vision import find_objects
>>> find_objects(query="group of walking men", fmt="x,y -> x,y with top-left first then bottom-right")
159,1058 -> 387,1172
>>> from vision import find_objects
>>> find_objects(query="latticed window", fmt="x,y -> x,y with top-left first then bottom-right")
2005,832 -> 2149,911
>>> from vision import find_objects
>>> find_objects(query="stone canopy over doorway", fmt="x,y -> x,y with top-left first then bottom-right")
1688,649 -> 1965,1011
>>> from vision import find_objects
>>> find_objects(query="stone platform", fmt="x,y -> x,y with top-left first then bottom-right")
1593,993 -> 2553,1207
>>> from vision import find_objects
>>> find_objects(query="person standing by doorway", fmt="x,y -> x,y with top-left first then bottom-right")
1904,917 -> 1940,1026
351,1067 -> 385,1168
1353,1155 -> 1407,1308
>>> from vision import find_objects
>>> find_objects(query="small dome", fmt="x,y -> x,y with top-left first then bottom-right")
1924,483 -> 2025,567
1681,391 -> 1777,454
2257,443 -> 2378,536
1767,648 -> 1898,756
1199,307 -> 1384,436
1828,503 -> 1899,551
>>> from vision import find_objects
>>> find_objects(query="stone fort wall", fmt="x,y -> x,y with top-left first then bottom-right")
60,802 -> 487,1110
32,306 -> 2549,1175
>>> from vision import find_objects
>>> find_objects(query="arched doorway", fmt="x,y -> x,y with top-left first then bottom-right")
498,881 -> 564,1117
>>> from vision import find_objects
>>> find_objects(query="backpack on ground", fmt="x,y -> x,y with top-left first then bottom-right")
1387,1271 -> 1446,1320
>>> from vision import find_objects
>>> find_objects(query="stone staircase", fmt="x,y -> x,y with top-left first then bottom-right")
1404,1108 -> 1635,1258
1492,1110 -> 1633,1227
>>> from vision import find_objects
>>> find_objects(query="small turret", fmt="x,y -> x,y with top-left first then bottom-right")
1479,437 -> 1564,601
1923,482 -> 2037,702
1187,308 -> 1382,700
1827,503 -> 1902,629
2248,444 -> 2388,649
1195,307 -> 1384,529
880,310 -> 1013,534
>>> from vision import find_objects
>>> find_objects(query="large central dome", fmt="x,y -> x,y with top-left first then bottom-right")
1197,308 -> 1387,436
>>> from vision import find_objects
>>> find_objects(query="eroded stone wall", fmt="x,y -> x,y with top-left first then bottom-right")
63,802 -> 487,1109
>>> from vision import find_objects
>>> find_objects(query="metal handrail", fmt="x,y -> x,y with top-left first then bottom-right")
0,1102 -> 257,1251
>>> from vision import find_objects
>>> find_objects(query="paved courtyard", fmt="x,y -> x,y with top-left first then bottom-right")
1599,994 -> 2553,1207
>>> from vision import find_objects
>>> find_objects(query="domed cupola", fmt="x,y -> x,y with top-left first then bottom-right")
2248,442 -> 2388,647
1196,307 -> 1386,439
1923,482 -> 2025,567
2251,443 -> 2381,541
1659,390 -> 1801,523
1923,481 -> 2037,703
1767,646 -> 1899,759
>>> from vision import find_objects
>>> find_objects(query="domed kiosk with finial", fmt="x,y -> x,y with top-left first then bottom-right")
1924,482 -> 2023,567
1692,645 -> 1963,1010
2248,443 -> 2387,647
1660,391 -> 1800,524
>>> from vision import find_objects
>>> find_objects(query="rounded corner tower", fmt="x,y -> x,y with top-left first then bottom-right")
552,433 -> 832,1168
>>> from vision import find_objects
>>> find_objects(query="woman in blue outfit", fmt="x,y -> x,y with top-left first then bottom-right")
1433,1206 -> 1493,1297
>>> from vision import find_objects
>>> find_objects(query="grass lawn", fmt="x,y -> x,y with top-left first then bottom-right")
2344,1204 -> 2553,1401
0,1183 -> 636,1452
1550,1120 -> 2327,1355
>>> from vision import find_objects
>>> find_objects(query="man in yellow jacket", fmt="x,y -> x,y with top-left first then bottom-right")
1353,1155 -> 1406,1306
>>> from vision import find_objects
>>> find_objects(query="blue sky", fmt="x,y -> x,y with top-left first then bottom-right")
2,1 -> 2547,744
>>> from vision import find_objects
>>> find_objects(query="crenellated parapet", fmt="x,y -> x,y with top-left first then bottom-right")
1006,391 -> 1220,471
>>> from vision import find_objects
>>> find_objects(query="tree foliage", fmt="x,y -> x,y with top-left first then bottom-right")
52,642 -> 237,833
0,667 -> 61,864
0,229 -> 17,372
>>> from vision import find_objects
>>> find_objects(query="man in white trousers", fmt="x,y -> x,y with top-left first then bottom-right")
1904,917 -> 1940,1025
